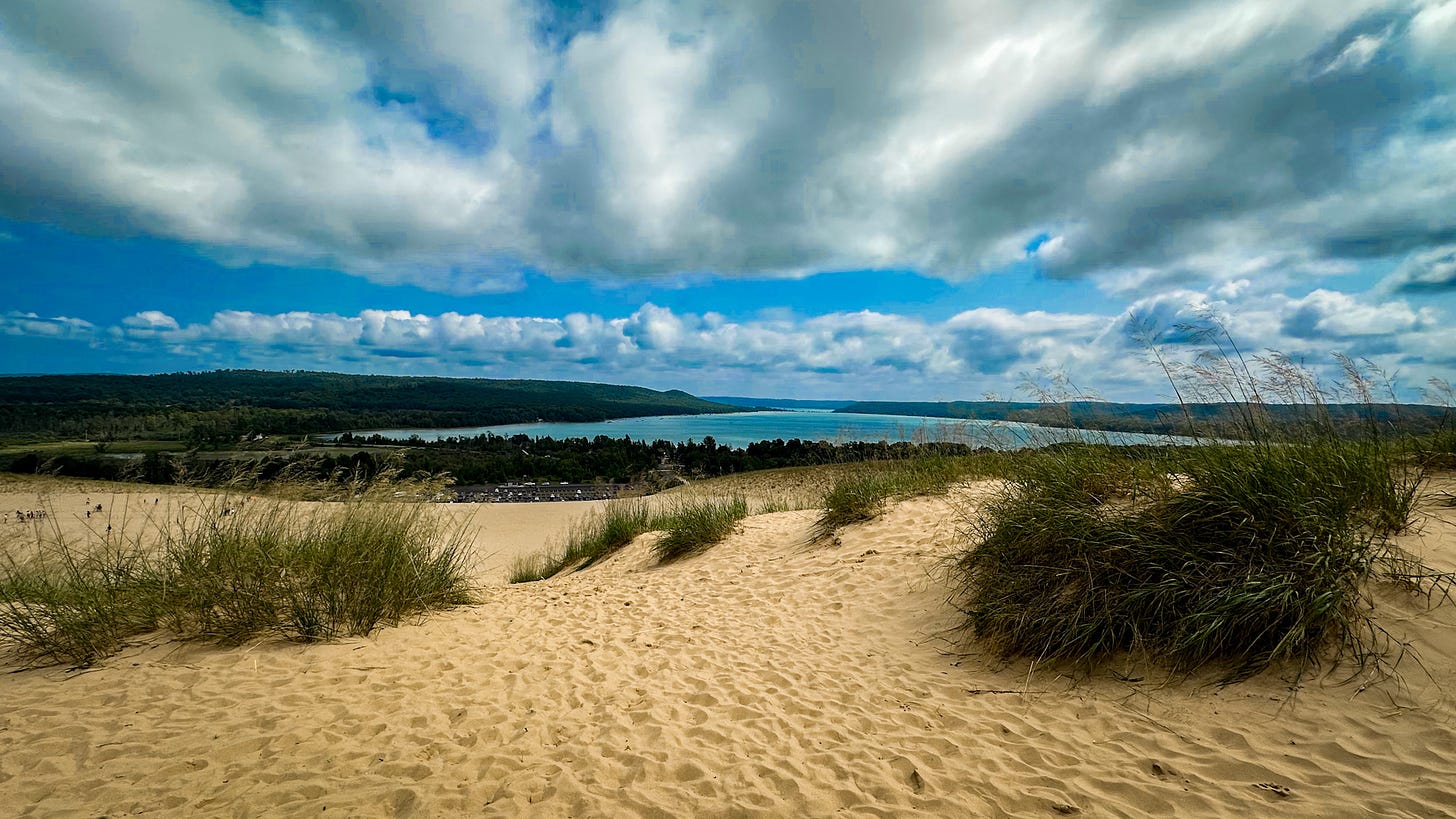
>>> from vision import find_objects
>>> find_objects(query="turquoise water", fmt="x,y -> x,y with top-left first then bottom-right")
334,410 -> 1190,450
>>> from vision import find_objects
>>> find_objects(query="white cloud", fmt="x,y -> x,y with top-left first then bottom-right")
0,0 -> 532,291
1280,289 -> 1437,338
9,282 -> 1453,398
0,311 -> 95,340
1319,27 -> 1390,75
1411,1 -> 1456,82
0,0 -> 1451,296
39,304 -> 1106,390
121,310 -> 181,332
1383,244 -> 1456,291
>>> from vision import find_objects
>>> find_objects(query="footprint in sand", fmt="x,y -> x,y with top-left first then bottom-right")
1252,782 -> 1293,798
889,756 -> 926,794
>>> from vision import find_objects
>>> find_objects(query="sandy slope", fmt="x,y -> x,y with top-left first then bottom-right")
2,477 -> 1456,817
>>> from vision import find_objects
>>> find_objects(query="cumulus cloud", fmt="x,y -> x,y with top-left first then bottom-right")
1281,289 -> 1437,339
12,304 -> 1111,390
944,309 -> 1105,375
120,310 -> 181,335
0,311 -> 95,340
0,0 -> 532,292
7,282 -> 1452,398
0,0 -> 1452,294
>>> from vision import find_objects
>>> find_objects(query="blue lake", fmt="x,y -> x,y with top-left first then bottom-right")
332,410 -> 1190,450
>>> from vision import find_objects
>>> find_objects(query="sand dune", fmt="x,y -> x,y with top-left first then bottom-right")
3,477 -> 1456,817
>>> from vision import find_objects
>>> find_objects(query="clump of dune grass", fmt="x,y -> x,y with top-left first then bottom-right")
0,537 -> 164,668
509,494 -> 755,580
954,439 -> 1426,683
509,499 -> 652,583
156,497 -> 472,645
951,339 -> 1445,684
506,550 -> 559,584
1414,378 -> 1456,468
0,487 -> 473,668
813,456 -> 987,540
815,472 -> 896,537
652,495 -> 749,563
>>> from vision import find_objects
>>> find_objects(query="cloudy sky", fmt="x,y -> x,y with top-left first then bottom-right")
2,0 -> 1453,401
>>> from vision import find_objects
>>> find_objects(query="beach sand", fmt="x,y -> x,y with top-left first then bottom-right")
2,474 -> 1456,817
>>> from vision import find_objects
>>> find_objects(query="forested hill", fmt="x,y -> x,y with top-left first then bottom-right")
702,396 -> 855,410
0,371 -> 741,442
837,400 -> 1451,437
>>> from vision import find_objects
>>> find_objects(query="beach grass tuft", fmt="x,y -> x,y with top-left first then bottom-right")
509,499 -> 652,583
509,493 -> 756,581
952,439 -> 1426,682
949,343 -> 1444,684
651,495 -> 749,563
0,487 -> 473,667
0,537 -> 163,668
813,456 -> 988,540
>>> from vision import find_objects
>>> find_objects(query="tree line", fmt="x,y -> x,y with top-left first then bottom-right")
838,400 -> 1453,437
4,433 -> 984,489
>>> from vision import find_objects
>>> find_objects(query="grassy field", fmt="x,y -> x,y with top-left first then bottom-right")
0,440 -> 185,457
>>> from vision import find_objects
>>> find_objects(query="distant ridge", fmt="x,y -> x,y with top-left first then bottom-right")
837,400 -> 1451,436
0,370 -> 742,440
702,396 -> 856,411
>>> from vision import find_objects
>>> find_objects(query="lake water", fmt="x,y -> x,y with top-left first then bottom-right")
333,410 -> 1190,450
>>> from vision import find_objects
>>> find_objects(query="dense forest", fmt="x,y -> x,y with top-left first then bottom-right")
839,400 -> 1452,437
0,370 -> 740,443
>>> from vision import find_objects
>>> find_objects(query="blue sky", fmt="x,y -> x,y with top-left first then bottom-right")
2,1 -> 1454,401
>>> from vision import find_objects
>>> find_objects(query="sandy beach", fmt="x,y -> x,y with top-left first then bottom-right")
3,474 -> 1456,817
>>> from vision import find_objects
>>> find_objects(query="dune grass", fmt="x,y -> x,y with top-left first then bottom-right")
652,495 -> 749,563
509,495 -> 754,582
0,491 -> 473,668
953,439 -> 1428,682
0,537 -> 162,669
813,455 -> 993,540
508,499 -> 653,583
950,346 -> 1446,684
